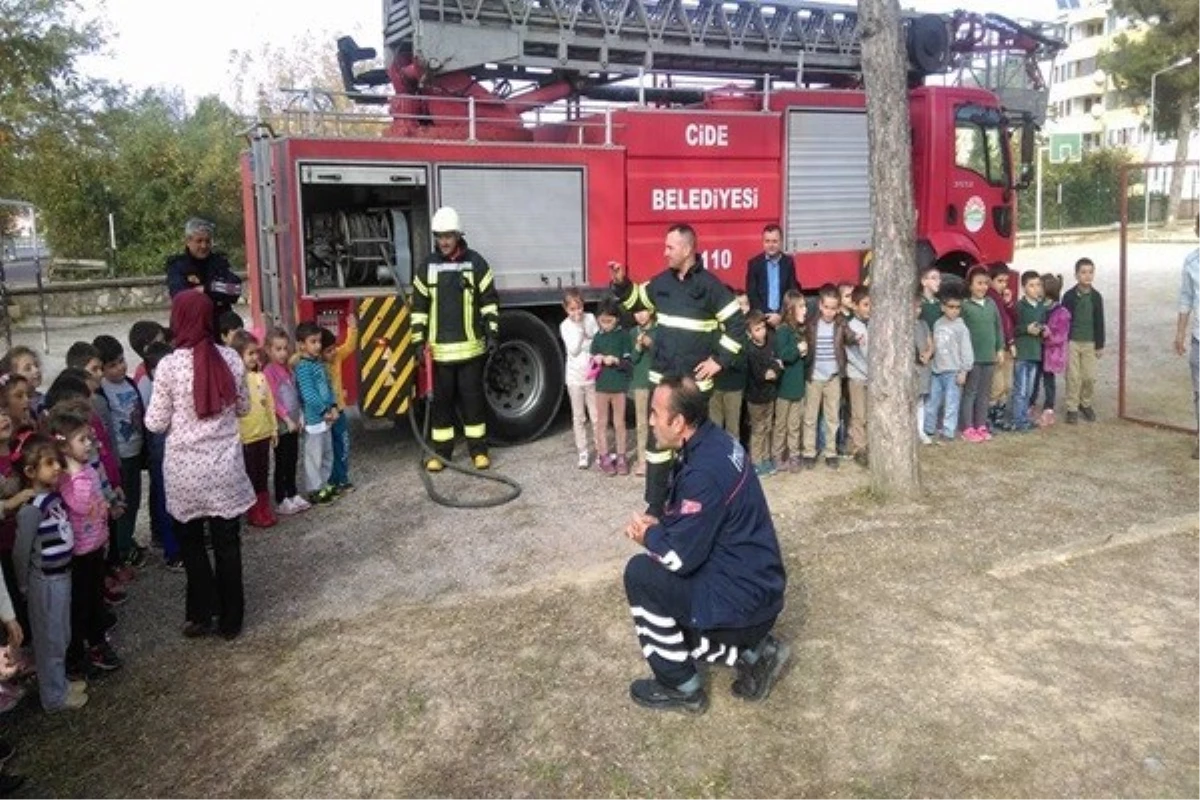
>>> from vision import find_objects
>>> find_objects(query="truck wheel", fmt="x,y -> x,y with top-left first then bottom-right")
485,310 -> 564,444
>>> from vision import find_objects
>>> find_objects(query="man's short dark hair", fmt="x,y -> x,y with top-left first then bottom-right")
597,295 -> 623,321
295,321 -> 323,343
92,335 -> 124,366
850,284 -> 870,305
65,341 -> 100,370
1020,270 -> 1041,287
762,223 -> 782,236
658,375 -> 709,428
1074,257 -> 1094,274
987,263 -> 1009,280
818,283 -> 839,302
218,311 -> 245,338
128,320 -> 166,358
667,223 -> 697,251
45,368 -> 93,409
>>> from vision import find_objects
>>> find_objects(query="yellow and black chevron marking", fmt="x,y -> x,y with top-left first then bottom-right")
357,295 -> 415,418
859,249 -> 873,287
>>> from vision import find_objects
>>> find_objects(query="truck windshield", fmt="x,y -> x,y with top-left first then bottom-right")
954,104 -> 1007,187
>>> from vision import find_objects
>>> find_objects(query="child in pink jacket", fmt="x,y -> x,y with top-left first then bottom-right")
1038,273 -> 1072,426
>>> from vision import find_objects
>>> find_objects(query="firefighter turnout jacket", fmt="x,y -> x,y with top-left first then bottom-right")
643,419 -> 786,630
613,262 -> 745,391
410,242 -> 500,363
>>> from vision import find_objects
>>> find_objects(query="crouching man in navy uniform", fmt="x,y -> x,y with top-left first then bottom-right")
622,375 -> 790,714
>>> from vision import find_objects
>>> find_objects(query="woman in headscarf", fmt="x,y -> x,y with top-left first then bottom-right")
145,291 -> 254,640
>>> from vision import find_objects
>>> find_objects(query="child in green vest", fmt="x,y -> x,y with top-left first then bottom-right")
591,297 -> 632,476
772,290 -> 808,471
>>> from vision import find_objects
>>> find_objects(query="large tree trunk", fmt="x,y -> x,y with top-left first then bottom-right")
859,0 -> 921,498
1166,122 -> 1192,226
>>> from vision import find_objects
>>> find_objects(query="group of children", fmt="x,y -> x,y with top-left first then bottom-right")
0,308 -> 361,717
918,258 -> 1104,444
560,256 -> 1106,477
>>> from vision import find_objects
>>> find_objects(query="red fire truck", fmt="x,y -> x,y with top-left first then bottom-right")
241,0 -> 1062,443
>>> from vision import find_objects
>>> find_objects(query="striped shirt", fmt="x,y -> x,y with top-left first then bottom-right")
14,492 -> 74,588
812,319 -> 839,381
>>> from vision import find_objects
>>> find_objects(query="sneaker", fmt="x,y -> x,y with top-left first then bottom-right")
1080,406 -> 1096,422
629,678 -> 708,715
48,692 -> 89,712
731,634 -> 792,702
276,497 -> 298,516
919,431 -> 934,445
754,461 -> 773,478
289,495 -> 311,513
0,683 -> 25,714
109,565 -> 135,584
577,452 -> 590,470
88,642 -> 122,672
334,482 -> 356,495
801,456 -> 816,470
615,455 -> 630,476
598,454 -> 616,476
164,558 -> 185,573
980,427 -> 994,441
308,488 -> 334,506
961,427 -> 982,443
1040,409 -> 1055,427
182,620 -> 213,639
1065,411 -> 1079,424
826,456 -> 839,470
103,585 -> 128,607
125,546 -> 148,569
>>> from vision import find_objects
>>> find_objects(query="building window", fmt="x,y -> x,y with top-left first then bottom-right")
1083,132 -> 1102,150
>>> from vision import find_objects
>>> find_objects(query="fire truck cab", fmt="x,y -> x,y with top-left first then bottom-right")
241,0 -> 1061,443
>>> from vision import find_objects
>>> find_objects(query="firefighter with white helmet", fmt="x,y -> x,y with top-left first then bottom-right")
410,207 -> 501,471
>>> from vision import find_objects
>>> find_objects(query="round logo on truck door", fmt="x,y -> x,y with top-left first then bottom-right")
963,196 -> 987,233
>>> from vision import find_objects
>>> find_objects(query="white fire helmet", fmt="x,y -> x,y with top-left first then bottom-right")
431,207 -> 462,234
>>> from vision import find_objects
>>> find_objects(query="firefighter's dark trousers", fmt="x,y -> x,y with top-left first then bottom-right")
430,355 -> 488,459
624,553 -> 775,688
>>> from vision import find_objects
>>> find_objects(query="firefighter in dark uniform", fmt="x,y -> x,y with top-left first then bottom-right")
410,207 -> 500,471
610,223 -> 745,517
622,375 -> 789,714
165,217 -> 243,335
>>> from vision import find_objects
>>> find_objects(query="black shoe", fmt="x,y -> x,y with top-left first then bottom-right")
825,457 -> 839,470
629,678 -> 708,715
853,450 -> 869,468
732,635 -> 792,702
0,772 -> 26,797
219,626 -> 242,641
182,621 -> 213,639
801,457 -> 816,470
1065,411 -> 1079,424
125,546 -> 148,569
0,739 -> 14,765
1080,406 -> 1096,422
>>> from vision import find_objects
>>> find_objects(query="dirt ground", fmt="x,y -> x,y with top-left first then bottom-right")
3,237 -> 1198,798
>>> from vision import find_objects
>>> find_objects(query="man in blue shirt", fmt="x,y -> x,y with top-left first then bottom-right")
1174,216 -> 1199,459
621,375 -> 790,714
745,224 -> 800,328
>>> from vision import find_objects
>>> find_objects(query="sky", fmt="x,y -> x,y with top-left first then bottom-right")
78,0 -> 1057,105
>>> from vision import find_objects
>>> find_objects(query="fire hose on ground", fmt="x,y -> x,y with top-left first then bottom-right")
409,345 -> 523,508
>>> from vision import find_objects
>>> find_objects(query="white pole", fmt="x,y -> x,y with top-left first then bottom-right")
108,212 -> 116,250
1035,145 -> 1045,248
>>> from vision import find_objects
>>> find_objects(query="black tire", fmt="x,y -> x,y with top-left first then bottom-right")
485,310 -> 564,444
